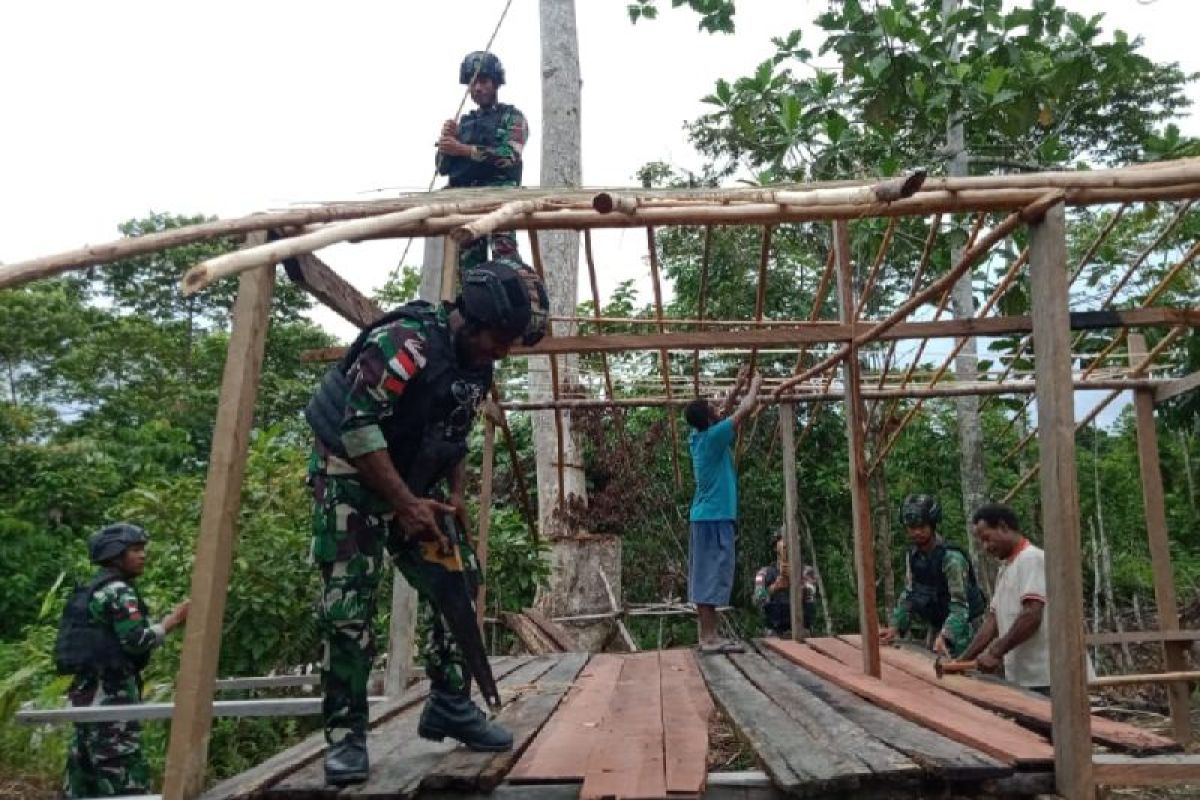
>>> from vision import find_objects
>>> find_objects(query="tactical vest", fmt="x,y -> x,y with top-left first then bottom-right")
305,303 -> 493,495
55,571 -> 151,676
445,103 -> 523,188
906,541 -> 987,628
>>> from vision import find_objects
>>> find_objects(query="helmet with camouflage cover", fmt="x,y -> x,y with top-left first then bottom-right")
460,51 -> 505,86
459,259 -> 549,346
88,523 -> 149,565
900,494 -> 942,529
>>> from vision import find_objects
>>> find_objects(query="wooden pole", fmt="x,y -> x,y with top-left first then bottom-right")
747,225 -> 773,375
1130,332 -> 1192,743
693,226 -> 714,395
162,242 -> 274,800
646,227 -> 683,490
475,417 -> 497,634
779,404 -> 806,640
833,220 -> 881,677
1028,201 -> 1093,799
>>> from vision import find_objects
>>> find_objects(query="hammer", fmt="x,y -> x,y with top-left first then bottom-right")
933,656 -> 977,679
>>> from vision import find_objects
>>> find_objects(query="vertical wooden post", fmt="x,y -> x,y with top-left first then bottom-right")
1129,332 -> 1191,742
833,220 -> 880,677
440,235 -> 460,302
475,416 -> 497,632
779,403 -> 806,640
162,243 -> 274,800
646,226 -> 683,490
1029,202 -> 1093,799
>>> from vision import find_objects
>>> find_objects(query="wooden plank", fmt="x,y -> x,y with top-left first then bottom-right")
728,651 -> 918,781
504,612 -> 562,655
697,653 -> 868,796
523,608 -> 580,652
263,657 -> 536,800
843,636 -> 1177,753
509,654 -> 625,782
1088,629 -> 1200,646
1029,202 -> 1094,799
423,652 -> 589,792
581,652 -> 668,800
764,639 -> 1053,767
660,649 -> 715,795
754,646 -> 1008,781
1094,754 -> 1200,786
834,220 -> 880,677
1130,333 -> 1192,744
1090,670 -> 1200,688
1155,369 -> 1200,404
778,405 -> 806,639
281,249 -> 383,329
163,249 -> 275,800
17,697 -> 390,725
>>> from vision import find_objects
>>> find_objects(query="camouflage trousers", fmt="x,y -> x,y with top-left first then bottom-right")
458,230 -> 520,276
310,450 -> 475,744
63,674 -> 148,798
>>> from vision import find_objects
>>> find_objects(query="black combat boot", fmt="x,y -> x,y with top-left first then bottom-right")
418,690 -> 513,752
324,730 -> 369,786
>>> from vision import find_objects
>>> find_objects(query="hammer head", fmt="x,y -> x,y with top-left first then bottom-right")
934,656 -> 945,679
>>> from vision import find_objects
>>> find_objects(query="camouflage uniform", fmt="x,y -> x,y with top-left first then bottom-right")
890,543 -> 975,657
309,304 -> 487,745
62,578 -> 162,798
438,103 -> 529,275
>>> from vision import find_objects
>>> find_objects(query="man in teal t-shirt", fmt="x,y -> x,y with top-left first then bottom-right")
684,369 -> 761,653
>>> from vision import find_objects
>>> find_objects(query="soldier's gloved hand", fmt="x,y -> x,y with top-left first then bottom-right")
396,497 -> 456,554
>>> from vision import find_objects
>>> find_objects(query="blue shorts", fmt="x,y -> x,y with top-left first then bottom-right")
689,520 -> 736,606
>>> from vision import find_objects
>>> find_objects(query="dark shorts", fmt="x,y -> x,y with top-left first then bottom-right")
689,520 -> 736,606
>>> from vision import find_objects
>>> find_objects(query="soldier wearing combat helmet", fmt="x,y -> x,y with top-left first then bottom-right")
56,523 -> 190,798
305,259 -> 548,786
436,51 -> 529,275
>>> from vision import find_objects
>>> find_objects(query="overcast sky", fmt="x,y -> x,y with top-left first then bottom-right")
2,0 -> 1194,423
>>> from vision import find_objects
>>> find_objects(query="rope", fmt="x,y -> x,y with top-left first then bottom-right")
393,0 -> 517,271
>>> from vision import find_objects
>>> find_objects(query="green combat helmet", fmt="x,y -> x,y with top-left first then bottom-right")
900,494 -> 942,528
459,51 -> 505,85
88,523 -> 149,564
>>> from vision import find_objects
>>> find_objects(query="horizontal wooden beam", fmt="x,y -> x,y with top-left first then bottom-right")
1094,754 -> 1200,786
1087,630 -> 1200,646
1155,369 -> 1200,404
1089,670 -> 1200,688
498,379 -> 1162,410
17,696 -> 387,725
301,307 -> 1198,361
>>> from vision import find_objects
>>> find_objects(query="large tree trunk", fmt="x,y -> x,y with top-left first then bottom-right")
943,0 -> 990,592
531,0 -> 620,651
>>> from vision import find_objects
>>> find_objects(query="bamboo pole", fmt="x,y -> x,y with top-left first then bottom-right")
342,183 -> 1200,243
528,231 -> 567,512
746,225 -> 774,375
646,227 -> 683,490
497,378 -> 1163,410
855,219 -> 897,317
181,203 -> 451,295
450,198 -> 551,244
693,226 -> 714,395
489,386 -> 538,540
475,417 -> 496,633
583,229 -> 633,459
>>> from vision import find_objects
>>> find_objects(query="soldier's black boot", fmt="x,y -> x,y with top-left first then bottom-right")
418,690 -> 513,752
324,730 -> 369,786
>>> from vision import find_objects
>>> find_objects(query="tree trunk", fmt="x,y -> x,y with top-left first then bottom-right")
531,0 -> 619,651
943,0 -> 991,595
799,510 -> 834,635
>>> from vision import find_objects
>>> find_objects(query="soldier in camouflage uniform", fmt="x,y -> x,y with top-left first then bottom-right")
436,51 -> 529,275
305,259 -> 548,786
56,523 -> 189,798
878,495 -> 987,658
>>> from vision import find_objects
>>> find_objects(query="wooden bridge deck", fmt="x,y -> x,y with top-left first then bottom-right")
202,639 -> 1186,800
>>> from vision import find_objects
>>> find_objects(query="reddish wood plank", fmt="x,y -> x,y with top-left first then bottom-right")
659,649 -> 713,795
763,639 -> 1053,767
581,653 -> 667,800
509,653 -> 624,781
841,636 -> 1176,754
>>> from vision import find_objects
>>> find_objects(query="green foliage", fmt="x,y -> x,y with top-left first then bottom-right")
626,0 -> 735,34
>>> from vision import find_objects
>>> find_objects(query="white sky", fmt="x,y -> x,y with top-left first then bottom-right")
2,0 -> 1194,423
